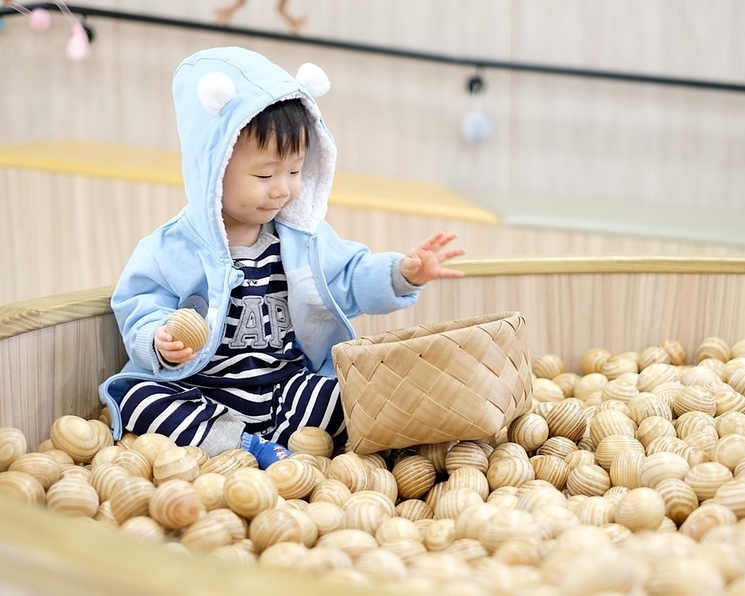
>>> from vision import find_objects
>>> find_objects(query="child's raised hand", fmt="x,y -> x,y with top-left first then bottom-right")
155,325 -> 195,365
399,231 -> 466,286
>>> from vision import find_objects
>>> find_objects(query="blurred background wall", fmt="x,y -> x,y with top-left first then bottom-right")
1,0 -> 743,246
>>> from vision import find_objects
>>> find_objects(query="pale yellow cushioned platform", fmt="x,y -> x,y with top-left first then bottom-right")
0,139 -> 500,225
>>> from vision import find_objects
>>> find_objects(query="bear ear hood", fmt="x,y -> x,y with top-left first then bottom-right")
172,46 -> 337,251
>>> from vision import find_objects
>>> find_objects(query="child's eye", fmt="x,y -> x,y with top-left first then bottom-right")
290,170 -> 301,175
254,175 -> 272,179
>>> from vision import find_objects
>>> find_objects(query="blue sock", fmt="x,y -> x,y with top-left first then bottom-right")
240,433 -> 292,469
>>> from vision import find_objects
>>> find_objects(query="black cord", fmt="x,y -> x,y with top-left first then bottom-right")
2,2 -> 744,94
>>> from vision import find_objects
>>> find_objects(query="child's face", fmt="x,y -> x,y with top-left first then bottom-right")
221,132 -> 305,238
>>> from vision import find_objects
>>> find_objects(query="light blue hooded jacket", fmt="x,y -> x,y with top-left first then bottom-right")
99,47 -> 420,440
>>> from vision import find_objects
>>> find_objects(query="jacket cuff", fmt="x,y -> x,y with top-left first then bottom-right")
392,257 -> 424,296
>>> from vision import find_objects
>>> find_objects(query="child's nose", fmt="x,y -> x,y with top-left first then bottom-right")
270,177 -> 290,199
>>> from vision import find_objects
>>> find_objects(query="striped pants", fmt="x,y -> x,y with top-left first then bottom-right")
119,369 -> 345,447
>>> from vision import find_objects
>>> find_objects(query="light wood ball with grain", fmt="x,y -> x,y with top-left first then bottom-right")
391,455 -> 436,500
166,308 -> 209,352
0,428 -> 28,472
49,415 -> 100,464
287,426 -> 334,458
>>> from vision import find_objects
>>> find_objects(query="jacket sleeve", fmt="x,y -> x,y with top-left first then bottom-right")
315,221 -> 420,318
111,240 -> 181,374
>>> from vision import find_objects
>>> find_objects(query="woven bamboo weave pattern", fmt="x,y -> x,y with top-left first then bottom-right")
332,312 -> 533,454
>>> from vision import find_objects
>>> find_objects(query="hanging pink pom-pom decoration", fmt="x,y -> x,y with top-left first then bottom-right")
66,23 -> 90,60
28,8 -> 52,31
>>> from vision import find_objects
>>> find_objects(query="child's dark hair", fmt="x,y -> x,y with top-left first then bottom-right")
239,98 -> 310,158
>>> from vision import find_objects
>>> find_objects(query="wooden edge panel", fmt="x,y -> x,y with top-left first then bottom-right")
0,286 -> 115,341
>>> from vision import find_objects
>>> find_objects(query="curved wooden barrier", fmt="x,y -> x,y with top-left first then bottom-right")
1,255 -> 744,595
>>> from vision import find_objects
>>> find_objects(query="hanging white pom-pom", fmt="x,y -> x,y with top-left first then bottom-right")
28,8 -> 52,32
66,24 -> 90,61
460,111 -> 492,143
295,63 -> 330,98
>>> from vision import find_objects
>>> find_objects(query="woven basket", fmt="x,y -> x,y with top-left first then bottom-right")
332,311 -> 533,454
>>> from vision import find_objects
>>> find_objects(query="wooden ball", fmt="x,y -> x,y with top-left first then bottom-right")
49,415 -> 100,464
600,352 -> 639,380
192,472 -> 227,511
573,372 -> 609,400
444,442 -> 489,475
223,467 -> 278,519
697,336 -> 731,363
507,413 -> 549,452
637,345 -> 672,369
394,498 -> 434,522
208,508 -> 248,543
713,478 -> 745,519
478,508 -> 543,552
594,434 -> 644,471
87,419 -> 114,450
249,507 -> 304,553
416,441 -> 456,474
366,467 -> 398,503
120,516 -> 167,543
447,465 -> 489,501
149,478 -> 204,530
8,452 -> 61,490
341,500 -> 389,536
486,456 -> 535,491
532,353 -> 565,379
638,451 -> 690,488
88,462 -> 129,502
257,541 -> 309,570
712,433 -> 745,472
567,463 -> 612,497
315,528 -> 379,561
287,426 -> 334,458
391,455 -> 436,500
0,470 -> 46,505
199,449 -> 244,476
152,446 -> 200,485
654,478 -> 699,525
109,476 -> 156,524
180,516 -> 232,552
581,348 -> 611,375
433,487 -> 482,521
673,385 -> 717,418
309,477 -> 351,507
529,455 -> 570,491
90,445 -> 125,468
679,502 -> 737,541
130,433 -> 177,466
327,453 -> 369,493
0,427 -> 27,472
264,457 -> 316,500
684,461 -> 733,502
305,501 -> 344,537
422,517 -> 457,551
589,410 -> 637,447
552,372 -> 580,398
166,308 -> 209,352
543,399 -> 587,442
354,548 -> 408,583
112,449 -> 152,480
374,516 -> 420,545
627,392 -> 672,425
46,477 -> 100,518
660,339 -> 687,366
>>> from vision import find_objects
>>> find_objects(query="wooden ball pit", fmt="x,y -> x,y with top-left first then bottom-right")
2,257 -> 745,596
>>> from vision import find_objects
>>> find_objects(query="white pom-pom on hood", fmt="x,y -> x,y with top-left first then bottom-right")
295,63 -> 331,98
